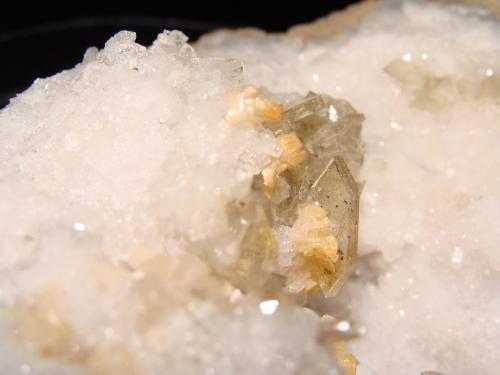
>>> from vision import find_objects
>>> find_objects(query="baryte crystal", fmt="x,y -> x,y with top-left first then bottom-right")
231,91 -> 363,297
278,92 -> 364,176
306,157 -> 359,295
271,93 -> 361,296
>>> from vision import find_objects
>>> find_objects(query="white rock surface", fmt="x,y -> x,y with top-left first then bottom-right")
198,1 -> 500,374
0,31 -> 340,375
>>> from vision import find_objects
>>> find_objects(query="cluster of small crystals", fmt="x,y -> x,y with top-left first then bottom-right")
197,1 -> 500,374
0,31 -> 345,374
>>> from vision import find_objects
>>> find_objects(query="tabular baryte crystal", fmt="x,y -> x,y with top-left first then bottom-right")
274,94 -> 361,296
230,90 -> 363,297
283,93 -> 364,177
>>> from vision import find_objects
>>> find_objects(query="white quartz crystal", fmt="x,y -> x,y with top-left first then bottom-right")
198,1 -> 500,374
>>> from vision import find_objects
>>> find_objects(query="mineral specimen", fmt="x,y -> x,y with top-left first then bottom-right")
0,29 -> 363,375
197,1 -> 500,374
224,88 -> 363,298
2,0 -> 499,374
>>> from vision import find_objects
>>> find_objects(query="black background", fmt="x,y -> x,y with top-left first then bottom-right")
0,1 -> 361,108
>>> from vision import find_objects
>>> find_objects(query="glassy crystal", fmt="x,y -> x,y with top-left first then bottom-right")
284,92 -> 364,177
230,92 -> 363,297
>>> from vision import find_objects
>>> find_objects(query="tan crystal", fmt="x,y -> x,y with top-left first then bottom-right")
262,132 -> 307,197
10,287 -> 77,360
8,253 -> 234,375
225,86 -> 284,126
288,204 -> 338,293
290,204 -> 338,263
9,287 -> 139,375
333,341 -> 358,375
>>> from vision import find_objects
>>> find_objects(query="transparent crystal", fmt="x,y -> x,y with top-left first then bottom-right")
284,92 -> 364,177
230,92 -> 363,297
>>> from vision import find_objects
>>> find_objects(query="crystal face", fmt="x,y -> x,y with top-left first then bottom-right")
230,91 -> 363,297
283,93 -> 364,177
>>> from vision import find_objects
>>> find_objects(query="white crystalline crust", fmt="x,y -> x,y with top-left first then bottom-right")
0,31 -> 341,374
198,1 -> 500,374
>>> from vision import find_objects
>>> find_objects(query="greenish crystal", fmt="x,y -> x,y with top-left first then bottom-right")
228,92 -> 363,297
